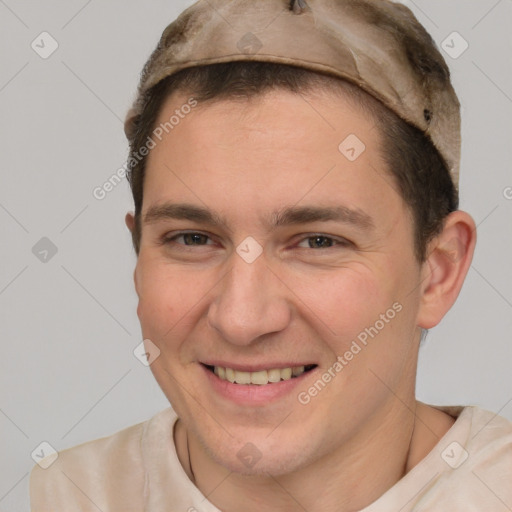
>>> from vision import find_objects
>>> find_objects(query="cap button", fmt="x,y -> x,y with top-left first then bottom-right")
290,0 -> 310,14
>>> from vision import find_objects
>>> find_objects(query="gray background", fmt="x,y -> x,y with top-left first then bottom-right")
1,1 -> 511,510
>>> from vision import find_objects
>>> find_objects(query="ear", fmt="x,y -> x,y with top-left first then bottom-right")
416,210 -> 477,329
125,211 -> 135,233
125,212 -> 141,296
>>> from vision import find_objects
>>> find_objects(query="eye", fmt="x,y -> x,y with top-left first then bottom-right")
296,234 -> 349,249
163,231 -> 214,246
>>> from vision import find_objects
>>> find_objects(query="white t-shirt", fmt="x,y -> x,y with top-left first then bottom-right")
30,405 -> 512,511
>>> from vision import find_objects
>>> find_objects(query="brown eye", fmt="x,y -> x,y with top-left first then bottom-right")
181,233 -> 209,245
163,232 -> 214,247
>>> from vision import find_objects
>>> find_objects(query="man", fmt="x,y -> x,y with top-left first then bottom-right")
30,0 -> 512,510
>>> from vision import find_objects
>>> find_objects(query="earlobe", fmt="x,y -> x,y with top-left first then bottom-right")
417,211 -> 477,329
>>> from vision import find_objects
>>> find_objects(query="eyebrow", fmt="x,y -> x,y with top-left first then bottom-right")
271,205 -> 374,231
143,202 -> 374,232
144,203 -> 226,226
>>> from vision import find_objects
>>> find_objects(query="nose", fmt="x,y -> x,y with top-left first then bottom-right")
207,252 -> 291,346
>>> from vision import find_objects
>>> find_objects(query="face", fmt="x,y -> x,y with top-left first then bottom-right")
131,88 -> 426,475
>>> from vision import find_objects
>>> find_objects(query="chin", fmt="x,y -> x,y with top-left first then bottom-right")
197,424 -> 319,477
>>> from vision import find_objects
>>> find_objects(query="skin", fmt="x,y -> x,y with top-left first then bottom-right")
125,87 -> 476,511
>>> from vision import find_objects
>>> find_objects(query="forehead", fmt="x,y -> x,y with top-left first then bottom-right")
142,87 -> 405,230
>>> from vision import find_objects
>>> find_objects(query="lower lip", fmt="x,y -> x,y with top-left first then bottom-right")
201,364 -> 315,406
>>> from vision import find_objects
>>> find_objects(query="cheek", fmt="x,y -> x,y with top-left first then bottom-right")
293,266 -> 389,340
136,258 -> 182,337
324,267 -> 420,388
292,261 -> 417,368
135,257 -> 213,342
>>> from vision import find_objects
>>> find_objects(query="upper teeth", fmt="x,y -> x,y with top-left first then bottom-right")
214,366 -> 306,385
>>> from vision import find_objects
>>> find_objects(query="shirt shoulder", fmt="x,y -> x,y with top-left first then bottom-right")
363,406 -> 512,512
463,406 -> 512,486
29,408 -> 176,512
418,406 -> 512,510
467,406 -> 512,444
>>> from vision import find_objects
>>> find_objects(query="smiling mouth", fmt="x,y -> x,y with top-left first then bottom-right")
203,364 -> 317,385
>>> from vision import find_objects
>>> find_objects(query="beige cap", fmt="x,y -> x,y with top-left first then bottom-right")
125,0 -> 461,186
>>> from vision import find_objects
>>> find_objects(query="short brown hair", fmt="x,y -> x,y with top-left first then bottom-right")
126,62 -> 458,261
